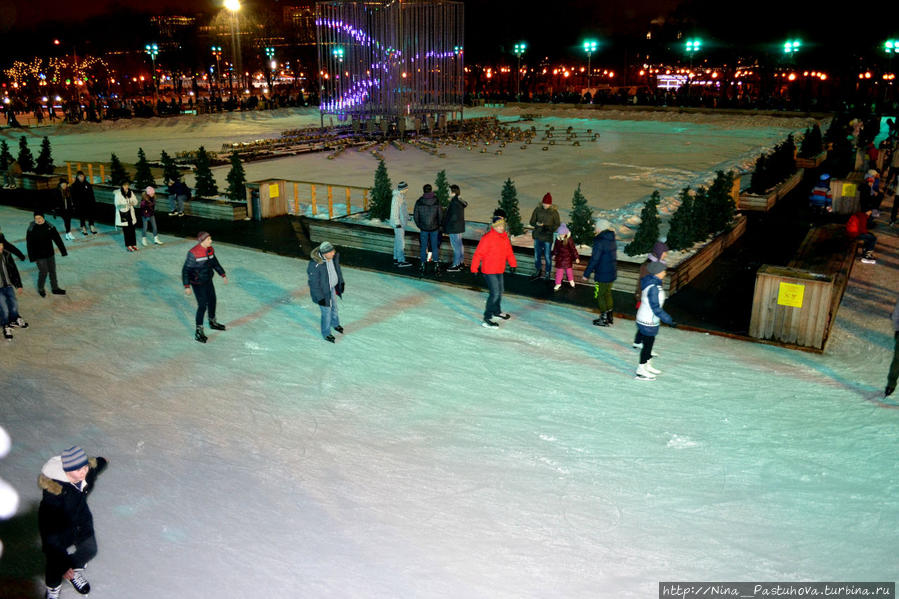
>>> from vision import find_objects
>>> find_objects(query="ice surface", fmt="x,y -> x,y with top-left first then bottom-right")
0,204 -> 897,598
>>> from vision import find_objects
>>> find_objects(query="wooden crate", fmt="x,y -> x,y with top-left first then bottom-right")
830,173 -> 863,215
795,151 -> 827,169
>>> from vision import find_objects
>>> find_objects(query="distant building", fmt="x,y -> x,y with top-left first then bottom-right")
151,15 -> 198,41
282,3 -> 317,45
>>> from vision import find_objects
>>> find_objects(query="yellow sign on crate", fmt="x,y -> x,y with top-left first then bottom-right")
269,183 -> 280,198
777,282 -> 805,308
841,182 -> 857,198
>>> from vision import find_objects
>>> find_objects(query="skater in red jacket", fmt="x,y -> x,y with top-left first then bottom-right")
846,209 -> 876,264
471,215 -> 517,327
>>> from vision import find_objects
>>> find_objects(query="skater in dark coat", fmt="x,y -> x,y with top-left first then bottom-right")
56,179 -> 76,241
307,241 -> 345,343
182,231 -> 228,343
582,218 -> 617,326
38,446 -> 108,599
0,234 -> 26,339
443,184 -> 468,270
633,241 -> 668,349
26,212 -> 67,297
529,193 -> 560,279
886,297 -> 899,397
70,171 -> 97,235
413,184 -> 443,274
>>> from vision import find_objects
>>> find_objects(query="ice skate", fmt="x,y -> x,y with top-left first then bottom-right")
11,317 -> 27,328
569,279 -> 575,287
81,227 -> 88,236
68,568 -> 90,595
90,225 -> 98,234
325,334 -> 336,343
208,319 -> 226,331
553,283 -> 561,291
861,250 -> 876,264
154,236 -> 164,245
635,363 -> 656,380
334,326 -> 344,334
482,318 -> 499,328
195,326 -> 207,343
45,585 -> 61,599
2,326 -> 12,340
141,237 -> 148,246
497,313 -> 511,320
644,361 -> 661,375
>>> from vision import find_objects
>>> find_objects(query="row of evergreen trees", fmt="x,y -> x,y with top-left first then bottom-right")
798,124 -> 824,158
624,170 -> 737,255
368,160 -> 598,244
749,134 -> 797,194
1,136 -> 247,202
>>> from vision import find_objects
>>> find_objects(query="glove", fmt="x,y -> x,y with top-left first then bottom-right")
669,322 -> 678,328
336,282 -> 345,297
509,267 -> 517,274
317,299 -> 327,306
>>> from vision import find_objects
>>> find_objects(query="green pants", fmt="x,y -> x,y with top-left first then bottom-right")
594,282 -> 613,312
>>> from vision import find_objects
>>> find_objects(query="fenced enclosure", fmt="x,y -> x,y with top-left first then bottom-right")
315,0 -> 464,124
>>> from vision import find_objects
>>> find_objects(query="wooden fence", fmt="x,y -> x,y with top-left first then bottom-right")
250,179 -> 370,220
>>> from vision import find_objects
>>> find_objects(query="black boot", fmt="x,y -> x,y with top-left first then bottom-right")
530,269 -> 545,281
209,319 -> 226,331
606,310 -> 614,326
195,326 -> 207,343
592,313 -> 609,327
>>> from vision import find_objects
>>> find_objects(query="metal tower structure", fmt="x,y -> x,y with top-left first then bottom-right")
315,0 -> 464,128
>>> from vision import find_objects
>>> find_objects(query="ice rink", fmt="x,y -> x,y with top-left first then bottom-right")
0,203 -> 897,598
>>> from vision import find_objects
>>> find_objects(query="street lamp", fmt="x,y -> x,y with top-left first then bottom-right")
513,42 -> 526,101
225,0 -> 241,95
264,46 -> 275,91
783,39 -> 801,55
583,39 -> 598,89
211,45 -> 222,91
145,43 -> 159,104
333,46 -> 344,62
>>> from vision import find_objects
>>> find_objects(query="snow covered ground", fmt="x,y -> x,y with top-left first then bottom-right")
0,203 -> 897,598
2,106 -> 815,224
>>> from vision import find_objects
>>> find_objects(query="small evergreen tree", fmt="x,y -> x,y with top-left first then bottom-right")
498,178 -> 524,236
35,137 -> 53,175
0,140 -> 11,172
109,153 -> 130,186
750,153 -> 768,194
568,183 -> 594,246
17,136 -> 34,173
193,146 -> 218,198
799,124 -> 823,158
666,187 -> 695,251
707,170 -> 736,234
434,169 -> 450,210
691,186 -> 712,242
368,159 -> 392,221
624,190 -> 661,256
133,147 -> 156,189
225,151 -> 247,202
160,150 -> 180,183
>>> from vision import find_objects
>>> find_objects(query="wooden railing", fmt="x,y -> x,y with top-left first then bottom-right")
258,179 -> 371,219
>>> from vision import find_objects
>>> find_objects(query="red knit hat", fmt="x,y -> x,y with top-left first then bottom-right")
542,193 -> 552,205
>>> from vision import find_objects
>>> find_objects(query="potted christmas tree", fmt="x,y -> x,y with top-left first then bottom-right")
498,178 -> 524,236
108,153 -> 130,186
665,188 -> 695,251
193,146 -> 219,199
568,183 -> 594,246
368,160 -> 392,221
624,191 -> 660,256
17,136 -> 34,174
133,147 -> 156,190
225,151 -> 247,203
35,137 -> 54,175
434,170 -> 450,210
160,150 -> 180,184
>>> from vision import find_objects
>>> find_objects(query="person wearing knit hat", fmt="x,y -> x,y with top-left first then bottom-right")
71,170 -> 98,235
529,192 -> 560,280
38,446 -> 109,599
307,240 -> 345,342
582,218 -> 617,326
182,231 -> 228,342
632,240 -> 669,349
634,260 -> 675,380
551,223 -> 579,291
390,181 -> 411,267
471,214 -> 517,327
139,185 -> 163,247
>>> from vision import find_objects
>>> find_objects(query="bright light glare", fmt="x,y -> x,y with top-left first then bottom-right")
224,0 -> 240,11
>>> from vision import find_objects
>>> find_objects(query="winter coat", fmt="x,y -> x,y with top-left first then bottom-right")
307,247 -> 345,307
26,221 -> 67,261
892,298 -> 899,333
57,185 -> 74,214
70,178 -> 95,208
167,180 -> 191,199
859,183 -> 880,212
140,192 -> 157,218
529,204 -> 560,243
0,249 -> 22,289
0,237 -> 24,261
38,455 -> 108,565
413,192 -> 442,232
846,212 -> 869,237
552,236 -> 579,269
809,183 -> 832,208
471,227 -> 517,275
442,195 -> 468,234
583,229 -> 617,283
182,243 -> 226,287
636,274 -> 673,336
113,188 -> 138,227
390,190 -> 408,228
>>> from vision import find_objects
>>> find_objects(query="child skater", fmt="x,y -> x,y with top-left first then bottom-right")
552,223 -> 579,291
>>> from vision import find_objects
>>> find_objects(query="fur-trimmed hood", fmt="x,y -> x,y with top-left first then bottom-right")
310,247 -> 325,265
38,455 -> 96,495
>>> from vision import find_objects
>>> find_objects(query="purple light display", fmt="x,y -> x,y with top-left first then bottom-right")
315,1 -> 464,123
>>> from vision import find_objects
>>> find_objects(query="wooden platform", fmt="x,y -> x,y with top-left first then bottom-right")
92,185 -> 248,221
738,169 -> 804,212
749,223 -> 857,350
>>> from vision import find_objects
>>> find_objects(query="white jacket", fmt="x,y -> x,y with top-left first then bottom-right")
390,190 -> 408,227
113,188 -> 138,227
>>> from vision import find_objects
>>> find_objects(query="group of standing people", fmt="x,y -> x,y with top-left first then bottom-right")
53,171 -> 98,241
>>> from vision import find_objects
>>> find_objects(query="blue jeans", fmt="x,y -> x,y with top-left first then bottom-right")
857,232 -> 876,252
393,226 -> 406,262
142,215 -> 157,238
319,288 -> 340,338
483,273 -> 504,320
534,239 -> 552,273
449,233 -> 464,266
169,194 -> 187,213
0,286 -> 19,326
420,230 -> 440,264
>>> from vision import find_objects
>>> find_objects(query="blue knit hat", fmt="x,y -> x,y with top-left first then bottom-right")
61,446 -> 88,472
